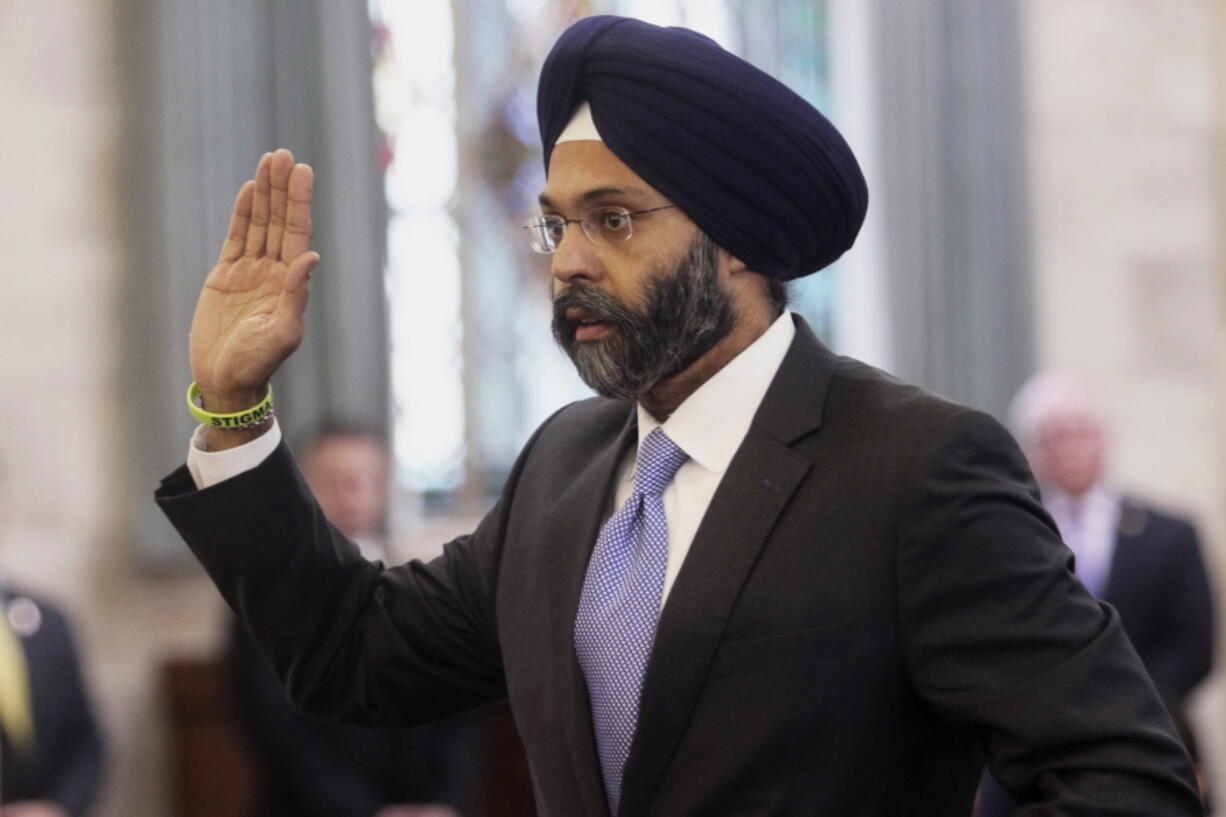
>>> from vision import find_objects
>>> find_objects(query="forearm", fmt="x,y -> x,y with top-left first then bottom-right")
158,443 -> 506,726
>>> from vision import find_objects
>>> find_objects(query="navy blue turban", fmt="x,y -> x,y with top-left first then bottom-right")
538,15 -> 868,280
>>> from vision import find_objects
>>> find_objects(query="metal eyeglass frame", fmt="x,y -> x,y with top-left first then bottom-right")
523,204 -> 678,254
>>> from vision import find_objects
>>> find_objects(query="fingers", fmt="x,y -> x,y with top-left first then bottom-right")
223,150 -> 312,266
218,181 -> 255,263
244,153 -> 273,257
280,163 -> 314,262
265,149 -> 294,261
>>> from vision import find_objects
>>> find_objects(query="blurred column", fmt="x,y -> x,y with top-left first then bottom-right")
869,0 -> 1034,417
452,0 -> 526,507
117,0 -> 388,568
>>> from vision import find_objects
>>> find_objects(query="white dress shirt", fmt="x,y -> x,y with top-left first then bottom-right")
615,311 -> 795,602
186,420 -> 283,489
1043,482 -> 1121,599
186,311 -> 798,604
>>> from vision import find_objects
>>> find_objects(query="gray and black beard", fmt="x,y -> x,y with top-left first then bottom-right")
552,233 -> 736,400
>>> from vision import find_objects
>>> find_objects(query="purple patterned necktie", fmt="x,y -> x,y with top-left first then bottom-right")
575,428 -> 689,815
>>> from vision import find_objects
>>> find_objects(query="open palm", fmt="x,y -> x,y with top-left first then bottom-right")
190,149 -> 320,410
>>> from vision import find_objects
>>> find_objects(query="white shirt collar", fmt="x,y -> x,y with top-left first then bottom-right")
1044,480 -> 1117,514
633,311 -> 796,477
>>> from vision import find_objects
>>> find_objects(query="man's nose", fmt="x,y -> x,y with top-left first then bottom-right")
551,223 -> 603,288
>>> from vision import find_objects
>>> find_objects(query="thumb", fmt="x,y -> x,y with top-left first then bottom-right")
284,251 -> 320,294
278,251 -> 318,321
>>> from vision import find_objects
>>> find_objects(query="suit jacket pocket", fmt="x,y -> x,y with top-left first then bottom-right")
712,621 -> 852,678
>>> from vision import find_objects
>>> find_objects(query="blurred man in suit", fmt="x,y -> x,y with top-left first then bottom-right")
977,372 -> 1214,815
0,462 -> 104,817
228,425 -> 472,817
1007,373 -> 1214,708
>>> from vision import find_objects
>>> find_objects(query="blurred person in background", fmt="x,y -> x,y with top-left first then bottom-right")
977,372 -> 1215,815
1009,373 -> 1214,708
228,425 -> 474,817
0,459 -> 104,817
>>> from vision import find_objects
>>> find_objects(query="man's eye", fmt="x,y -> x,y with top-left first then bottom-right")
544,219 -> 566,241
598,210 -> 630,232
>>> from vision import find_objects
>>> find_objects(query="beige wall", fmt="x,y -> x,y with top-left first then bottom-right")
0,3 -> 227,815
1024,0 -> 1221,524
1023,0 -> 1226,798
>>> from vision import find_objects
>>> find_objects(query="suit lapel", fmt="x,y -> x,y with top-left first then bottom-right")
543,409 -> 638,817
1103,497 -> 1147,604
618,317 -> 836,816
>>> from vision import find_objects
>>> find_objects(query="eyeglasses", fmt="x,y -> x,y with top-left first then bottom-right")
523,205 -> 678,254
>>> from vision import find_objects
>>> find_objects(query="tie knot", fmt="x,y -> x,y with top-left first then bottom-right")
633,429 -> 689,496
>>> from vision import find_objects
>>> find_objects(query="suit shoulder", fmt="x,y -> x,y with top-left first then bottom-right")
496,395 -> 633,493
533,395 -> 632,447
814,357 -> 1032,494
1,585 -> 70,621
0,586 -> 74,648
826,355 -> 999,439
1119,497 -> 1201,546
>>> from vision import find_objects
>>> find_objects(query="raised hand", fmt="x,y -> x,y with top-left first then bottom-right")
189,149 -> 320,439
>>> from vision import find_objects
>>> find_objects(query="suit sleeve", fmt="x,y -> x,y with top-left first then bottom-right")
896,408 -> 1203,816
155,424 -> 547,727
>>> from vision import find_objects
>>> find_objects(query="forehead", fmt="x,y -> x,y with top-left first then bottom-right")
1036,395 -> 1100,427
540,141 -> 665,209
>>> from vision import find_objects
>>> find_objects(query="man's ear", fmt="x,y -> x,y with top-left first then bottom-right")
722,249 -> 750,276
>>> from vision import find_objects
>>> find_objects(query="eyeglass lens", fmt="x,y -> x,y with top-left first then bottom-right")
524,206 -> 637,254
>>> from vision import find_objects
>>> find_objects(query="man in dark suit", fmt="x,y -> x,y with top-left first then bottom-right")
0,588 -> 104,817
0,466 -> 104,817
1100,501 -> 1214,705
1006,372 -> 1214,707
156,16 -> 1201,817
976,373 -> 1216,816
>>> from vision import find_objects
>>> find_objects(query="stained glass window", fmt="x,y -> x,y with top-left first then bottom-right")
373,0 -> 833,511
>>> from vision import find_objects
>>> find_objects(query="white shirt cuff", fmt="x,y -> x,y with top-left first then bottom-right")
186,419 -> 283,489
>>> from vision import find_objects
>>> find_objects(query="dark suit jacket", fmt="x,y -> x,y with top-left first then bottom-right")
1105,498 -> 1214,707
228,617 -> 476,817
156,318 -> 1199,816
0,588 -> 104,817
978,499 -> 1214,817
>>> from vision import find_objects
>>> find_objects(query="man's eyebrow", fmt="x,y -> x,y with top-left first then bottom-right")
579,186 -> 647,204
537,186 -> 651,211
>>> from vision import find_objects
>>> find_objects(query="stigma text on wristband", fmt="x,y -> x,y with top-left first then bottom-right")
186,382 -> 275,429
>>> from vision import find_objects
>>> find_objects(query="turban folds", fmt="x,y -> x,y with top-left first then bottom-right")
538,15 -> 868,280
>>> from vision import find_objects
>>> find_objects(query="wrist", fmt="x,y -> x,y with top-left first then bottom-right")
199,422 -> 274,452
196,386 -> 267,414
186,382 -> 274,432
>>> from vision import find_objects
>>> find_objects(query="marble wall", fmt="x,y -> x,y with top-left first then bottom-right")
0,3 -> 227,815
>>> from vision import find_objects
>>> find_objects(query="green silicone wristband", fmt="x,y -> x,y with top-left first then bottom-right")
186,382 -> 274,429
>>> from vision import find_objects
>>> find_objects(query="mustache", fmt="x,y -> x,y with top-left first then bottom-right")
548,232 -> 734,400
551,285 -> 639,345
